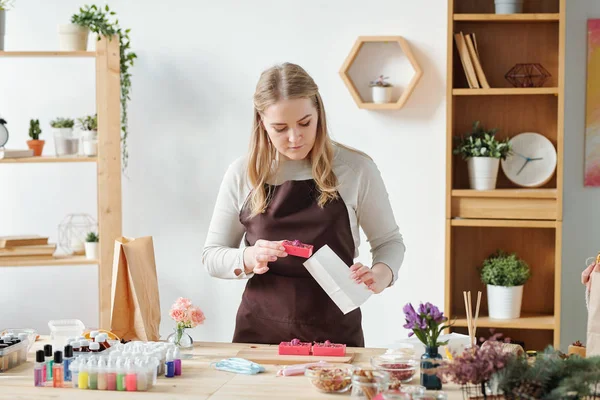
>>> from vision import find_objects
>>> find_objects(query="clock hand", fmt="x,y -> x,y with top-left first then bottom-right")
517,159 -> 530,175
529,157 -> 543,161
512,151 -> 528,159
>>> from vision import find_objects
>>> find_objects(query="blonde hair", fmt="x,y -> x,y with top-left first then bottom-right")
246,62 -> 339,218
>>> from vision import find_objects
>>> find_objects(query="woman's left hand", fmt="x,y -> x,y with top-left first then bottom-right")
350,262 -> 393,294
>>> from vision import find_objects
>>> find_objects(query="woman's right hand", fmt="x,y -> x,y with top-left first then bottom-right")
582,262 -> 600,289
243,239 -> 288,275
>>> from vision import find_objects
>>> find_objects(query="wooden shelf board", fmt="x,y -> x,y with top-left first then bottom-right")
0,255 -> 98,267
0,156 -> 97,164
453,313 -> 555,330
359,102 -> 405,110
454,13 -> 560,22
450,219 -> 557,228
0,51 -> 96,57
452,88 -> 559,96
452,189 -> 557,199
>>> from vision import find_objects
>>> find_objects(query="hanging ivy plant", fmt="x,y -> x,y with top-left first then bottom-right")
71,4 -> 137,172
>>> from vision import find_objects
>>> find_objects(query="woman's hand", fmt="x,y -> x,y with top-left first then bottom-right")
243,239 -> 288,275
582,262 -> 600,289
350,262 -> 393,294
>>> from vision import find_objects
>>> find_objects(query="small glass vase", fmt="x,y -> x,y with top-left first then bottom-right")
167,326 -> 194,350
420,346 -> 443,390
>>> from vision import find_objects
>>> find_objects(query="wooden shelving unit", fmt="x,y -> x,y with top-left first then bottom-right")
445,0 -> 564,351
0,37 -> 122,329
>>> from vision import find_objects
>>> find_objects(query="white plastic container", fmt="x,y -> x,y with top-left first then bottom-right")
48,319 -> 85,348
487,284 -> 524,319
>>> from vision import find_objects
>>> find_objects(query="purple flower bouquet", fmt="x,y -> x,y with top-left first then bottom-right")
403,302 -> 453,348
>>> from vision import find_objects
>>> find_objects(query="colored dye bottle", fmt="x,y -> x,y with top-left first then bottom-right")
136,361 -> 148,391
34,350 -> 45,387
116,359 -> 126,391
97,358 -> 107,390
44,344 -> 53,381
106,359 -> 117,390
70,360 -> 80,389
72,341 -> 81,353
125,360 -> 137,391
165,350 -> 175,378
87,359 -> 98,390
80,340 -> 90,352
52,351 -> 64,388
78,359 -> 89,389
63,345 -> 73,382
173,348 -> 182,376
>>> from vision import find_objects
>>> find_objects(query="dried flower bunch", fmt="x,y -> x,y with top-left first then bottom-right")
369,75 -> 392,87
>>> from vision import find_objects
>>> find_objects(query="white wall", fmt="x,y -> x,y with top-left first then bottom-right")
0,0 -> 447,348
561,0 -> 600,350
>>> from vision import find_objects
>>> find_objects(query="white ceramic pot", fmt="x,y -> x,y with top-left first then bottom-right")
372,86 -> 393,104
487,284 -> 524,319
0,10 -> 5,51
467,157 -> 500,190
53,128 -> 79,157
495,0 -> 523,14
84,242 -> 99,260
58,24 -> 89,51
82,130 -> 98,156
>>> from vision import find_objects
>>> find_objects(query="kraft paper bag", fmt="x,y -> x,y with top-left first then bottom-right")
110,236 -> 161,342
587,272 -> 600,357
303,245 -> 371,314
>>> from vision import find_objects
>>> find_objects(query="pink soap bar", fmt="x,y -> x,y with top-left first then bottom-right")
278,339 -> 311,355
282,240 -> 313,258
312,341 -> 346,357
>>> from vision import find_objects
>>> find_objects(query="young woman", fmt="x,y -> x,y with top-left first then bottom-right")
202,63 -> 405,347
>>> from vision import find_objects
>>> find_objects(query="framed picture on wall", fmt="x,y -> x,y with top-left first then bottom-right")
585,19 -> 600,187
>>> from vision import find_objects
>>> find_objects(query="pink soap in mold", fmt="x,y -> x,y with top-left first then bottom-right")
278,338 -> 311,356
312,340 -> 346,357
282,240 -> 313,258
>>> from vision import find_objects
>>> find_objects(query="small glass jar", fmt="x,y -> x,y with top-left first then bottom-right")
412,391 -> 448,400
398,384 -> 426,398
305,365 -> 353,394
371,355 -> 418,389
351,369 -> 390,398
381,390 -> 412,399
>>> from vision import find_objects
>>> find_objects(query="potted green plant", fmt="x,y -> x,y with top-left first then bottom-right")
50,118 -> 79,157
71,4 -> 137,170
27,119 -> 44,156
77,114 -> 98,156
453,121 -> 512,190
84,231 -> 99,260
57,21 -> 89,51
0,0 -> 14,51
479,250 -> 530,320
369,75 -> 393,104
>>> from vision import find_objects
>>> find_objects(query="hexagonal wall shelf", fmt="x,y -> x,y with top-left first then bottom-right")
339,36 -> 423,110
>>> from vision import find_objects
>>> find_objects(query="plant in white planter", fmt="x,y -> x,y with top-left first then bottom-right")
0,0 -> 15,51
369,75 -> 393,104
51,118 -> 79,157
84,231 -> 99,260
495,0 -> 523,14
453,121 -> 512,190
77,114 -> 98,156
479,250 -> 531,320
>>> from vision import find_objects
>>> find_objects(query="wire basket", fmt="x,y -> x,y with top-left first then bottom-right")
461,381 -> 503,400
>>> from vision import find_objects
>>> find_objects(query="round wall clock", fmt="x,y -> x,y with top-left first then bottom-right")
0,119 -> 8,148
501,132 -> 557,187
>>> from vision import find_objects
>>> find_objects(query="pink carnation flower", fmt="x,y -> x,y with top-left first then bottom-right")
169,307 -> 186,323
175,297 -> 192,309
188,307 -> 206,327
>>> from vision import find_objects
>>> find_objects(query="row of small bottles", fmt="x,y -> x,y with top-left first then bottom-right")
35,341 -> 183,391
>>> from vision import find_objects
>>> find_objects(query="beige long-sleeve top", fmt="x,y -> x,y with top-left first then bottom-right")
201,144 -> 406,284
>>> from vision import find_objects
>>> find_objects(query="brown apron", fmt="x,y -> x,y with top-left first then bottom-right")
233,179 -> 365,347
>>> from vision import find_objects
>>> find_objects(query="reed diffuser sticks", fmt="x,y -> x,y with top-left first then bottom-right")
463,290 -> 482,347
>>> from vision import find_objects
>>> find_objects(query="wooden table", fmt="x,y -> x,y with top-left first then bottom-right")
0,337 -> 463,399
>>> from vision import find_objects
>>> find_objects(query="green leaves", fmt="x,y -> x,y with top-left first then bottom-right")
86,231 -> 99,242
50,117 -> 75,128
480,250 -> 531,287
453,121 -> 512,161
71,4 -> 136,171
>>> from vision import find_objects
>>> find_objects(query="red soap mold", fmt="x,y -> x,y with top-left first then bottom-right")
312,340 -> 346,357
278,338 -> 311,355
282,240 -> 313,258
